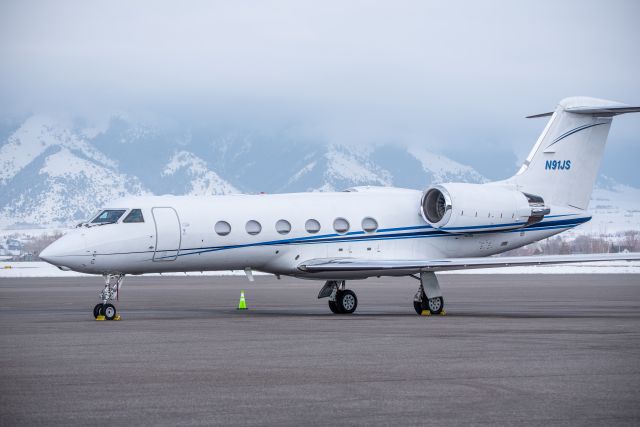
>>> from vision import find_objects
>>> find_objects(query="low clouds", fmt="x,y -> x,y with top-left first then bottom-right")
1,0 -> 639,171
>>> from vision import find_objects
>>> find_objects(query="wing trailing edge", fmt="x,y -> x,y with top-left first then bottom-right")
298,253 -> 640,274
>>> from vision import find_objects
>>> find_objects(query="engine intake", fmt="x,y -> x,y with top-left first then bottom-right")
423,187 -> 452,224
421,183 -> 550,232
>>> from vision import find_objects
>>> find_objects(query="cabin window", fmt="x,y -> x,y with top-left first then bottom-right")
305,219 -> 321,234
123,209 -> 144,223
215,221 -> 231,236
245,220 -> 262,235
362,217 -> 378,233
333,217 -> 350,234
91,209 -> 126,224
276,219 -> 291,235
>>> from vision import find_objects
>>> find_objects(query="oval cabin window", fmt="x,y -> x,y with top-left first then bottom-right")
362,217 -> 378,232
245,220 -> 262,235
305,219 -> 321,234
333,217 -> 350,234
215,221 -> 231,236
276,219 -> 291,235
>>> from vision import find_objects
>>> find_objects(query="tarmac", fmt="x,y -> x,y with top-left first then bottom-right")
1,274 -> 640,426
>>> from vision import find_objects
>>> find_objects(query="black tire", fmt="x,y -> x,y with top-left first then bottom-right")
427,296 -> 444,315
336,289 -> 358,314
103,303 -> 117,320
328,300 -> 341,314
413,290 -> 428,315
93,303 -> 104,319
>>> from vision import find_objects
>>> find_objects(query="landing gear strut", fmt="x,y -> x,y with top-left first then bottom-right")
318,280 -> 358,314
94,274 -> 124,320
413,271 -> 444,315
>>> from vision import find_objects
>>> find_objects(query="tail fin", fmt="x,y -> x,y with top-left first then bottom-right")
507,96 -> 640,210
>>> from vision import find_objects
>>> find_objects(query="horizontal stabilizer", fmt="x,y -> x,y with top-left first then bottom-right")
298,253 -> 640,273
564,105 -> 640,116
527,97 -> 640,118
526,111 -> 553,119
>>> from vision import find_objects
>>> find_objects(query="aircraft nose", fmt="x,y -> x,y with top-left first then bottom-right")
39,232 -> 85,266
38,243 -> 57,264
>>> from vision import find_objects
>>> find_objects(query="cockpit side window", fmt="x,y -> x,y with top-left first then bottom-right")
123,209 -> 145,223
91,209 -> 126,224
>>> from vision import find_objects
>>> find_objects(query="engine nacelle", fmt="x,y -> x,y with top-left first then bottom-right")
421,183 -> 550,232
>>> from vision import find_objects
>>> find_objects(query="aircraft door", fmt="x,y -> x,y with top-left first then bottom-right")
152,207 -> 181,261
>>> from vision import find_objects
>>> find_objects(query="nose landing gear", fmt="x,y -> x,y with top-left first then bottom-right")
319,280 -> 358,314
94,274 -> 124,320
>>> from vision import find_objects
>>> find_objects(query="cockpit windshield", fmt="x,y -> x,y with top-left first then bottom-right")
91,209 -> 126,224
123,209 -> 144,223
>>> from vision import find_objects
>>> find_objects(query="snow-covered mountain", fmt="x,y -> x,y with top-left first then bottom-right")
0,116 -> 148,226
162,151 -> 238,196
0,115 -> 638,235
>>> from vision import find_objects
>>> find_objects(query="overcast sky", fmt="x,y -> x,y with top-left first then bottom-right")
1,0 -> 639,181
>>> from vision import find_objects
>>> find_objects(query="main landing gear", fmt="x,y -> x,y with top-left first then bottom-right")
318,280 -> 358,314
413,271 -> 445,315
94,274 -> 124,320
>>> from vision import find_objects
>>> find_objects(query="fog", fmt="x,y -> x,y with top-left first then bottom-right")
1,0 -> 639,180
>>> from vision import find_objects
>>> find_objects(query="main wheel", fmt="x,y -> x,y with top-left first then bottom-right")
336,289 -> 358,314
413,290 -> 427,315
103,303 -> 117,320
93,303 -> 104,318
427,296 -> 444,315
328,300 -> 341,314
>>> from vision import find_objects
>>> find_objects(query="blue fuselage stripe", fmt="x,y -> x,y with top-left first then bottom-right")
149,215 -> 590,260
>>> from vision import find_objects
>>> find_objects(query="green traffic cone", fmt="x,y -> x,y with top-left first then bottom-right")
237,290 -> 248,310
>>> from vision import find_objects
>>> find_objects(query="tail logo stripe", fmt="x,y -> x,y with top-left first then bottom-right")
546,122 -> 606,149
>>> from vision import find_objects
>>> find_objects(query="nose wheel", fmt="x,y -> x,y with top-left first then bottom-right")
93,303 -> 103,318
94,274 -> 124,320
102,303 -> 117,320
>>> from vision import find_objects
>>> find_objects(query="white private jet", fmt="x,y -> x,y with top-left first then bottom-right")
40,97 -> 640,320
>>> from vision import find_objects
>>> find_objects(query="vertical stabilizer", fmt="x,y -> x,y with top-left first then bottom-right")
506,97 -> 639,210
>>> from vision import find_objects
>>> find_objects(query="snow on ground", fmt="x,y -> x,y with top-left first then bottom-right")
1,261 -> 638,278
0,262 -> 269,278
441,260 -> 640,274
0,227 -> 66,240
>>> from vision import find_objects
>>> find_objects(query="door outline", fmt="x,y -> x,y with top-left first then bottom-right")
152,207 -> 181,261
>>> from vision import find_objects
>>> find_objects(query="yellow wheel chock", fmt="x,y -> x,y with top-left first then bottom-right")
420,310 -> 447,316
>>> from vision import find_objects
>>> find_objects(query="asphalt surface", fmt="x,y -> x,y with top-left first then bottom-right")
1,274 -> 640,426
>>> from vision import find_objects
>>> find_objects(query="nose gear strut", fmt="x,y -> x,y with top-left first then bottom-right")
94,274 -> 124,320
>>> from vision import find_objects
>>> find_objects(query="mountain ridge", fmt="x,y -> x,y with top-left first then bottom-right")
1,115 -> 638,234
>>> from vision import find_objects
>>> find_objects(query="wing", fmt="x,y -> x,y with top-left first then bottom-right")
298,253 -> 640,274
